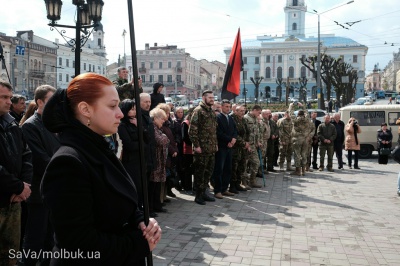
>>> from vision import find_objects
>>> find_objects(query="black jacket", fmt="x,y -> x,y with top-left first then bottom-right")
21,112 -> 60,203
0,113 -> 32,207
41,89 -> 149,265
216,112 -> 238,150
150,93 -> 165,110
377,129 -> 393,149
331,120 -> 345,146
142,110 -> 156,172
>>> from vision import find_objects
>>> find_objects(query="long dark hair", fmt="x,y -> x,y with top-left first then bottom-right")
119,99 -> 135,124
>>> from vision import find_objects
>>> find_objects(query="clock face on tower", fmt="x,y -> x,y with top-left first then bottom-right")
289,55 -> 295,60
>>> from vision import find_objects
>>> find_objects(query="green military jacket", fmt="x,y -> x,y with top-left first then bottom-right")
289,104 -> 312,140
189,101 -> 217,155
113,78 -> 143,101
277,117 -> 293,143
231,113 -> 249,149
261,118 -> 271,147
317,122 -> 337,146
244,113 -> 259,147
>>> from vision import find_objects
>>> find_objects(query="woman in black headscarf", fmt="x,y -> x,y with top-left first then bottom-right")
377,122 -> 393,164
41,73 -> 161,265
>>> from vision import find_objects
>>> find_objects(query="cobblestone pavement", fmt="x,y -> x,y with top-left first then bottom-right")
152,153 -> 400,265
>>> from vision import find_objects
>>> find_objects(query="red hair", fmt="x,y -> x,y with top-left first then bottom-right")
67,73 -> 113,110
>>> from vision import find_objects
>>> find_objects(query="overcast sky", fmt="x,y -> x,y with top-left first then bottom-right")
2,0 -> 399,74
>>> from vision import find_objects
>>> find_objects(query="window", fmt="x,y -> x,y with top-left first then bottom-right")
389,112 -> 400,125
293,0 -> 298,6
59,73 -> 62,82
159,62 -> 162,69
141,62 -> 145,68
350,111 -> 385,126
243,57 -> 247,64
167,75 -> 172,82
58,57 -> 62,66
265,67 -> 271,78
277,67 -> 282,79
66,74 -> 69,82
176,61 -> 181,67
168,62 -> 172,68
289,66 -> 294,78
158,75 -> 163,82
301,66 -> 306,77
176,75 -> 181,82
302,54 -> 306,61
149,75 -> 154,82
66,59 -> 69,67
266,55 -> 270,63
254,71 -> 259,78
278,55 -> 282,63
292,23 -> 297,31
84,63 -> 86,71
98,38 -> 101,46
140,75 -> 145,82
353,55 -> 358,63
243,71 -> 247,80
150,62 -> 153,69
255,57 -> 259,64
89,64 -> 91,72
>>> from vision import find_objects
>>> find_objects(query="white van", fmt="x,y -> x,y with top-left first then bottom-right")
175,95 -> 188,106
340,105 -> 400,158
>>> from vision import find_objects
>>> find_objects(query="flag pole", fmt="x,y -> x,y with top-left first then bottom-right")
126,1 -> 153,265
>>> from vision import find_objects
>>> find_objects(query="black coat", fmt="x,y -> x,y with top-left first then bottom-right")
21,112 -> 60,203
216,112 -> 238,150
331,120 -> 345,147
41,126 -> 149,265
0,113 -> 32,207
150,93 -> 165,110
377,129 -> 393,149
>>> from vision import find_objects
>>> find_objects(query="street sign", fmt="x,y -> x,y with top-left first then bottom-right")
15,46 -> 25,56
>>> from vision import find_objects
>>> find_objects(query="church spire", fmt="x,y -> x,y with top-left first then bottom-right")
284,0 -> 307,38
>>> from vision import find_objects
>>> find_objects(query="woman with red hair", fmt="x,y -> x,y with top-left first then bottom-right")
41,73 -> 161,265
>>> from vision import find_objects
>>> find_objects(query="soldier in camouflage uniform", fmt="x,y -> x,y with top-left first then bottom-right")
260,110 -> 271,174
289,102 -> 314,176
277,111 -> 294,171
243,105 -> 263,188
231,105 -> 250,191
305,117 -> 316,172
189,90 -> 218,205
113,67 -> 143,101
318,115 -> 337,172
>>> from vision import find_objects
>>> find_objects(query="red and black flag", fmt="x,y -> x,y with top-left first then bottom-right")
221,28 -> 243,101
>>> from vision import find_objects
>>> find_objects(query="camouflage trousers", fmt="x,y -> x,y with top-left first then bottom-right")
232,147 -> 246,184
320,145 -> 334,168
245,146 -> 259,182
279,142 -> 293,165
193,154 -> 215,192
0,203 -> 21,266
293,138 -> 309,167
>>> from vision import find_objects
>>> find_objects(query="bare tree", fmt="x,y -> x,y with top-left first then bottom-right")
331,59 -> 358,106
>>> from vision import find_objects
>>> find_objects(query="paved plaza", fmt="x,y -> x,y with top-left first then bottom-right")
152,154 -> 400,265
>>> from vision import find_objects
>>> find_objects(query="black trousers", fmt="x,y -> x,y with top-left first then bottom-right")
347,150 -> 359,167
182,154 -> 194,191
334,143 -> 344,168
148,181 -> 162,212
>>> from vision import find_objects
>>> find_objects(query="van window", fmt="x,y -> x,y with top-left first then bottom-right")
388,112 -> 400,125
350,111 -> 385,126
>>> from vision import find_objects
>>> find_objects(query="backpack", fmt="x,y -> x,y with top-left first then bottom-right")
392,146 -> 400,164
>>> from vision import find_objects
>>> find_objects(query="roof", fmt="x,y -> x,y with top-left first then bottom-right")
240,35 -> 365,49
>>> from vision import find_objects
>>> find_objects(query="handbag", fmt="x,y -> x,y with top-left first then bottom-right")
380,148 -> 391,156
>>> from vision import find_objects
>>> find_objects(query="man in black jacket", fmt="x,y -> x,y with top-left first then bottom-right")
9,94 -> 26,124
0,81 -> 32,266
309,112 -> 321,169
21,85 -> 60,265
331,113 -> 345,169
150,82 -> 166,110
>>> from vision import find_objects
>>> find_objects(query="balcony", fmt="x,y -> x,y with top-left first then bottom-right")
176,67 -> 182,73
139,67 -> 146,73
30,70 -> 45,79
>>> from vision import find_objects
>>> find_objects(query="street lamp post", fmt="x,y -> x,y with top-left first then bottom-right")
44,0 -> 104,77
250,76 -> 264,104
314,0 -> 354,109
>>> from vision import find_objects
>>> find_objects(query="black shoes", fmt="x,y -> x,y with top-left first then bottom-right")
195,195 -> 206,205
354,166 -> 361,169
312,165 -> 318,170
268,168 -> 277,172
229,186 -> 239,194
202,193 -> 216,202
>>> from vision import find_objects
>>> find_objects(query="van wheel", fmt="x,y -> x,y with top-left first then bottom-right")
359,145 -> 373,159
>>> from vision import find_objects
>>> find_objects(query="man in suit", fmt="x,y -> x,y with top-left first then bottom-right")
309,111 -> 321,169
212,99 -> 237,199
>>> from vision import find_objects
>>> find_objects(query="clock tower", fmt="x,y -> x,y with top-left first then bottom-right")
284,0 -> 307,38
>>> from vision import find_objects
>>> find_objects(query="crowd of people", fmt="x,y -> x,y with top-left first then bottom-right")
1,67 -> 399,265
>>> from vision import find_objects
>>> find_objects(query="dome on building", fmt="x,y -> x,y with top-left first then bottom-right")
94,22 -> 104,33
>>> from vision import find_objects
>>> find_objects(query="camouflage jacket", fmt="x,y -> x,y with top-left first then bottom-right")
277,117 -> 293,143
317,122 -> 337,146
244,113 -> 259,146
189,101 -> 217,154
261,118 -> 271,147
113,77 -> 143,101
231,113 -> 249,149
289,105 -> 312,140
